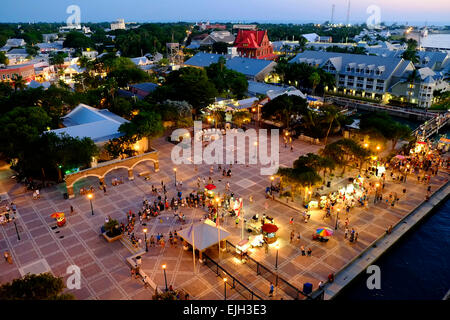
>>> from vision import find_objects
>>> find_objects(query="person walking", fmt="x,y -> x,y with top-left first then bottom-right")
269,282 -> 274,298
307,247 -> 312,256
290,230 -> 295,243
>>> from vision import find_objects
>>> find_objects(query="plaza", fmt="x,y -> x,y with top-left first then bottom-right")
0,131 -> 448,300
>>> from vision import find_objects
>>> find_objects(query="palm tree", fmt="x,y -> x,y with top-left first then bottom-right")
322,104 -> 341,145
11,74 -> 25,92
405,69 -> 419,103
309,72 -> 321,95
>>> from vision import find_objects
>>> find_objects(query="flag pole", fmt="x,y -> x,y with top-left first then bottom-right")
192,221 -> 196,274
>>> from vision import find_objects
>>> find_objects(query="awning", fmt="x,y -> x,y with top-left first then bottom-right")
178,221 -> 231,252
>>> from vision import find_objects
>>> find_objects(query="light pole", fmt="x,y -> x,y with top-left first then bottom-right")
87,193 -> 94,215
143,224 -> 148,252
162,264 -> 168,292
335,208 -> 340,230
173,168 -> 177,186
223,277 -> 227,300
275,244 -> 279,270
13,218 -> 20,241
270,176 -> 274,188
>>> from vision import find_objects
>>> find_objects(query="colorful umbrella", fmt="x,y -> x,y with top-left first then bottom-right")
50,212 -> 65,219
316,227 -> 333,237
205,184 -> 216,190
395,155 -> 406,160
262,223 -> 278,233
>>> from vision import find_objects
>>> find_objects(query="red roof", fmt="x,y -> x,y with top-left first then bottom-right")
234,30 -> 267,49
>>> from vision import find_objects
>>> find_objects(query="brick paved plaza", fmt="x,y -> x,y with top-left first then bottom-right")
0,132 -> 448,300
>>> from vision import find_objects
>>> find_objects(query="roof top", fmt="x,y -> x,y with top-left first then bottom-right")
178,221 -> 231,251
225,56 -> 275,77
49,104 -> 128,143
184,52 -> 224,67
290,50 -> 409,80
234,30 -> 267,49
129,82 -> 158,93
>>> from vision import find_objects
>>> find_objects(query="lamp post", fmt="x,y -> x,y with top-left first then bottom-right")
173,168 -> 177,186
143,224 -> 148,252
223,277 -> 227,300
275,244 -> 279,270
162,264 -> 168,292
335,208 -> 340,230
87,193 -> 94,215
13,218 -> 20,241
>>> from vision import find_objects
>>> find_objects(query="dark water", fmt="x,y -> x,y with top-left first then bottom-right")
352,111 -> 422,130
336,199 -> 450,300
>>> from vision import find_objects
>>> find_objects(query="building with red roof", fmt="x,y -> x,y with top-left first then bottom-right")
233,29 -> 276,60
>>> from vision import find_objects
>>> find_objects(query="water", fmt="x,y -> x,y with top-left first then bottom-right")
420,34 -> 450,50
336,199 -> 450,300
351,111 -> 422,130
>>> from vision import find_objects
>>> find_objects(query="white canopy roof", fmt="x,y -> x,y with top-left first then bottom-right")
178,221 -> 230,252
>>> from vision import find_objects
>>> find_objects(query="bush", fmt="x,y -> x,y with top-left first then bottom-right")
103,219 -> 121,237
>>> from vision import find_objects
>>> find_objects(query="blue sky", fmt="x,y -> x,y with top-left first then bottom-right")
0,0 -> 448,25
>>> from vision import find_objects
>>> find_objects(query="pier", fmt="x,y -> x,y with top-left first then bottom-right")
325,96 -> 436,121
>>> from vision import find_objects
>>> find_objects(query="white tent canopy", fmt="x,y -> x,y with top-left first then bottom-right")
178,221 -> 230,252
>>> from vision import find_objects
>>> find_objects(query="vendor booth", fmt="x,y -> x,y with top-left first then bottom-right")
261,223 -> 278,244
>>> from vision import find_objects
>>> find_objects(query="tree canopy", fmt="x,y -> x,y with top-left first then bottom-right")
262,94 -> 308,128
0,273 -> 74,300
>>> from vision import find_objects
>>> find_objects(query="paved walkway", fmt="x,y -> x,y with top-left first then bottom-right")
0,132 -> 448,300
321,181 -> 450,299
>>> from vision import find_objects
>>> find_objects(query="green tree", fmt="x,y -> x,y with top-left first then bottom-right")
402,50 -> 419,64
151,67 -> 218,116
308,72 -> 321,95
262,94 -> 308,129
0,51 -> 9,65
11,74 -> 25,92
211,42 -> 229,54
63,31 -> 94,50
0,273 -> 74,300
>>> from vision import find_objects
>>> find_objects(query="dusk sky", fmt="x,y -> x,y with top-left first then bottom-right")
0,0 -> 449,25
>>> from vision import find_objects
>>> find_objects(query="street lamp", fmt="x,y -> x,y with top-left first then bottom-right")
376,145 -> 381,151
13,218 -> 20,241
363,143 -> 369,148
223,277 -> 227,300
143,224 -> 148,252
173,168 -> 177,186
335,208 -> 340,230
275,244 -> 279,270
87,193 -> 94,215
162,264 -> 168,292
270,176 -> 274,187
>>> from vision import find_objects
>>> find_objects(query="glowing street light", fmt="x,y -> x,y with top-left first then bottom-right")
275,244 -> 280,270
143,224 -> 148,252
162,264 -> 168,291
223,277 -> 227,300
376,145 -> 381,151
335,208 -> 340,230
363,143 -> 369,148
87,193 -> 94,216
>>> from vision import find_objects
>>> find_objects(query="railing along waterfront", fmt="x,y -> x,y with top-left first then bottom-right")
225,240 -> 316,300
203,253 -> 264,300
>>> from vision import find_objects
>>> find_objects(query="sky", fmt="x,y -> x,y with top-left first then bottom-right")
0,0 -> 449,25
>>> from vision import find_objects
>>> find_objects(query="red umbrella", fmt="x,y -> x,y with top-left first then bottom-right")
262,223 -> 278,233
205,184 -> 216,190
